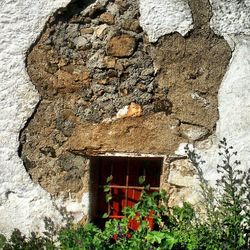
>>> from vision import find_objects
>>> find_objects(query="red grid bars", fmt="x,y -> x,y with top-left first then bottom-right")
93,156 -> 162,225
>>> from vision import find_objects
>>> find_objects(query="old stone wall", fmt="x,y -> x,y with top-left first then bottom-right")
21,0 -> 231,197
0,0 -> 249,235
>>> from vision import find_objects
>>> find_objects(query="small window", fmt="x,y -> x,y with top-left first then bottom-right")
90,156 -> 162,226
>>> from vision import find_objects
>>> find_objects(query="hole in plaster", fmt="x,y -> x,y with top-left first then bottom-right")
20,0 -> 231,199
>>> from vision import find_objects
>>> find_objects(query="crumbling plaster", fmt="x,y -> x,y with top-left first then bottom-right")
174,0 -> 250,188
0,0 -> 249,236
0,0 -> 77,236
188,0 -> 250,185
22,0 -> 231,199
139,0 -> 193,42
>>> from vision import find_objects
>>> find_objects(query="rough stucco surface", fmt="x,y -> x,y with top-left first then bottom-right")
0,0 -> 250,236
0,0 -> 72,236
196,1 -> 250,183
139,0 -> 193,42
210,0 -> 250,38
175,0 -> 250,185
215,39 -> 250,170
21,0 -> 230,202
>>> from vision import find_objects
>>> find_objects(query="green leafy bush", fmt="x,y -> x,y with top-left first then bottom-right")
0,234 -> 6,249
1,139 -> 249,249
58,190 -> 200,250
185,138 -> 250,249
1,217 -> 57,250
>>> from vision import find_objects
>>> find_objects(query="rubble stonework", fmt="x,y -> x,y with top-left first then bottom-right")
21,0 -> 231,198
1,0 -> 250,235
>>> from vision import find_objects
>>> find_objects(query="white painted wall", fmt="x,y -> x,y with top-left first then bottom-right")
140,0 -> 250,200
210,0 -> 250,167
139,0 -> 193,42
174,0 -> 250,186
0,0 -> 249,235
0,0 -> 72,236
197,1 -> 250,184
210,0 -> 250,39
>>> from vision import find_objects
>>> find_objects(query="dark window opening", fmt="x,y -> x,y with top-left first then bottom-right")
90,156 -> 163,226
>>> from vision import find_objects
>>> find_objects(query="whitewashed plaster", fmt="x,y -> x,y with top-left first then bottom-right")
0,0 -> 73,236
198,2 -> 250,184
139,0 -> 193,42
210,0 -> 250,40
175,1 -> 250,186
207,39 -> 250,175
0,0 -> 250,236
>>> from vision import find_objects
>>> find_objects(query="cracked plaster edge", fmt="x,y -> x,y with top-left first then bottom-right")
139,0 -> 194,43
175,38 -> 250,184
199,2 -> 250,184
1,0 -> 249,236
175,36 -> 250,186
0,0 -> 90,237
161,1 -> 250,188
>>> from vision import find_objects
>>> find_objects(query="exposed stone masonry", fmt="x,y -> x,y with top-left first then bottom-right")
21,0 -> 231,197
29,0 -> 170,123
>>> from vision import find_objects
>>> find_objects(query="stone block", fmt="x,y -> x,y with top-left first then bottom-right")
100,12 -> 115,25
106,34 -> 136,57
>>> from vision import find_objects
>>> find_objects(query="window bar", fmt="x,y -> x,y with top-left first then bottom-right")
132,189 -> 135,205
143,167 -> 146,188
125,158 -> 129,207
143,167 -> 146,178
108,163 -> 114,217
98,185 -> 159,190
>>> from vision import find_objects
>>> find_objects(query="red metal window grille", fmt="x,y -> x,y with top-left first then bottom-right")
92,156 -> 162,226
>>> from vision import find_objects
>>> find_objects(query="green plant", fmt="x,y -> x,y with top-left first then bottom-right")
1,229 -> 52,250
2,139 -> 249,250
58,188 -> 199,250
1,217 -> 58,250
185,138 -> 250,249
59,223 -> 102,250
0,234 -> 6,249
102,175 -> 113,219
